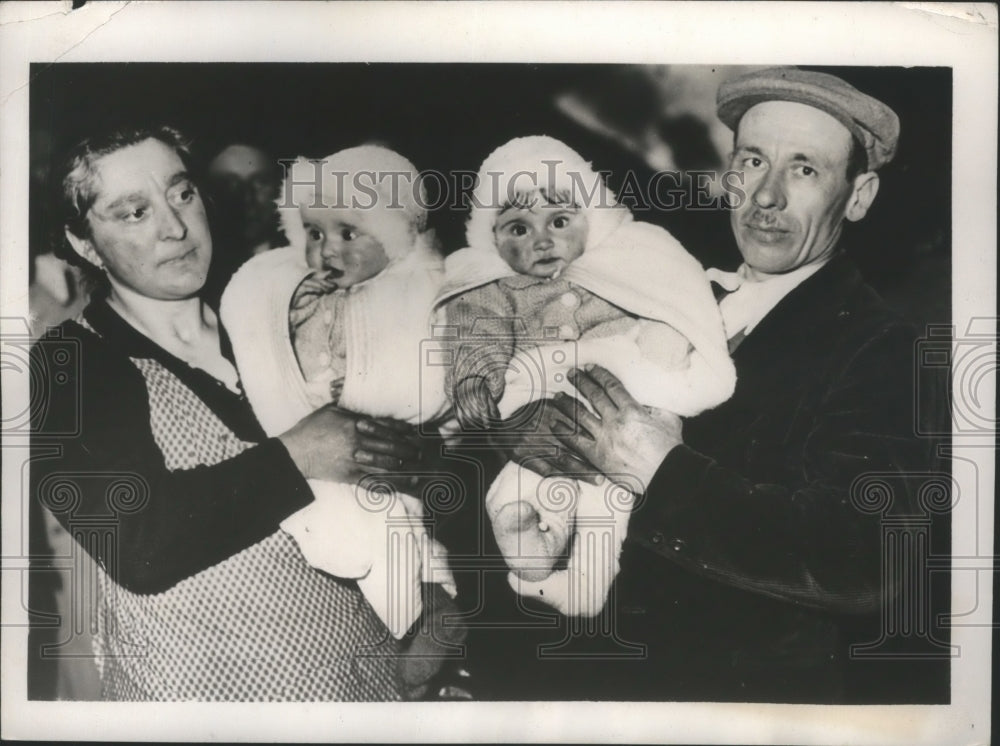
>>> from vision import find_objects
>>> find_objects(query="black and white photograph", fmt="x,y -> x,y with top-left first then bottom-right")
1,2 -> 995,744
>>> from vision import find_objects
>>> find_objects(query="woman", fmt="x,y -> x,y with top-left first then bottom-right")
30,125 -> 425,701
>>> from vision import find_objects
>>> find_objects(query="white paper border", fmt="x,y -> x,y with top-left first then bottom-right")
1,2 -> 996,743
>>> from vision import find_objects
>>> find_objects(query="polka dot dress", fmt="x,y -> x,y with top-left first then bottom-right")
91,354 -> 403,701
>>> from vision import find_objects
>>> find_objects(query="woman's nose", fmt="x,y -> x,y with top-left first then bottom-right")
158,205 -> 187,241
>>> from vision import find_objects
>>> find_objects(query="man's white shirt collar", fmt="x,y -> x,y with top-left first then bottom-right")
706,259 -> 830,341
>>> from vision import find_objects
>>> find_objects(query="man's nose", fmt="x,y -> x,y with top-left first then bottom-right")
751,168 -> 786,211
158,205 -> 188,241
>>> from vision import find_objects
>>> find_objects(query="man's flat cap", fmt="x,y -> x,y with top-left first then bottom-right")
716,66 -> 900,171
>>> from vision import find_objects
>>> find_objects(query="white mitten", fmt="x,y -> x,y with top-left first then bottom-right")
509,479 -> 635,617
281,479 -> 380,579
282,480 -> 448,639
485,462 -> 576,581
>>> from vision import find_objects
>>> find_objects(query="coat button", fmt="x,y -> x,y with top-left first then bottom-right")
560,291 -> 579,308
651,531 -> 664,545
670,538 -> 686,553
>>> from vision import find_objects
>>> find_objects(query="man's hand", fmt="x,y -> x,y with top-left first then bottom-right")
549,365 -> 683,492
278,405 -> 421,483
494,398 -> 600,485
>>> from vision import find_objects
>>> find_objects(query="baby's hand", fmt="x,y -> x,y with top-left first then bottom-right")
454,376 -> 499,431
329,377 -> 345,405
289,272 -> 340,329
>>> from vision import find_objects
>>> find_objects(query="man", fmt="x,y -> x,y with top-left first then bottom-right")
201,143 -> 281,304
524,67 -> 948,702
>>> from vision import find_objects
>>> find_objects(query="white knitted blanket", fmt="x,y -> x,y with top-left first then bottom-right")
221,243 -> 452,638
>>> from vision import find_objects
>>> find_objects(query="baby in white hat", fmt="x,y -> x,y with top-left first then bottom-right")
435,136 -> 736,616
221,145 -> 459,696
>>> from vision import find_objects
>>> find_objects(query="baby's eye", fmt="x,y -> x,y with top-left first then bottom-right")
306,227 -> 324,243
340,227 -> 359,241
508,223 -> 528,237
551,215 -> 571,229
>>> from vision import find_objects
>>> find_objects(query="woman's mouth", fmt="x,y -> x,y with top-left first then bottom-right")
160,246 -> 197,265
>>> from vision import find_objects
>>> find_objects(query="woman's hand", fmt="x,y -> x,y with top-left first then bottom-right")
549,366 -> 683,492
278,405 -> 421,482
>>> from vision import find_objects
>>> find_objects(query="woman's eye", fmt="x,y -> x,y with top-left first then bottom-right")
121,206 -> 148,223
168,182 -> 198,206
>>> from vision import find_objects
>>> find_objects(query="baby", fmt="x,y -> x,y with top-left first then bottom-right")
435,136 -> 736,615
221,146 -> 458,686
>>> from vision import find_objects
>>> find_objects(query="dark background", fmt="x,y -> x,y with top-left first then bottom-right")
29,63 -> 951,329
27,63 -> 954,703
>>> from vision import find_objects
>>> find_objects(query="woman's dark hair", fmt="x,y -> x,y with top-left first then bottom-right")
52,125 -> 196,287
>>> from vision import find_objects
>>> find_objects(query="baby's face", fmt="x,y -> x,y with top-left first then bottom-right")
301,205 -> 390,289
494,201 -> 588,278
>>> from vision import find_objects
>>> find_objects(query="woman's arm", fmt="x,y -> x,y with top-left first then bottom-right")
30,326 -> 417,595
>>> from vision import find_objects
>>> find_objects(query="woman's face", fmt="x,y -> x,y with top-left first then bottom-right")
70,138 -> 213,301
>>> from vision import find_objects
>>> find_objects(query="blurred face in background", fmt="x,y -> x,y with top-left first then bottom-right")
206,144 -> 280,251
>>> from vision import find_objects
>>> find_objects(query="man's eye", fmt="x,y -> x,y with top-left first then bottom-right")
742,156 -> 765,170
795,165 -> 817,177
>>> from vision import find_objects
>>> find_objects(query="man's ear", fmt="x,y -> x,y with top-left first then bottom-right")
845,172 -> 880,223
64,227 -> 104,270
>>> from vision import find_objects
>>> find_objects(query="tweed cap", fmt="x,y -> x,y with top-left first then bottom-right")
717,67 -> 900,170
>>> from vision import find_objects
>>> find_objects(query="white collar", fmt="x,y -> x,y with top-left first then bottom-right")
707,259 -> 829,340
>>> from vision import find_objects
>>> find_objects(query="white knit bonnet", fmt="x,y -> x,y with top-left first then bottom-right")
278,145 -> 428,263
465,135 -> 628,255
